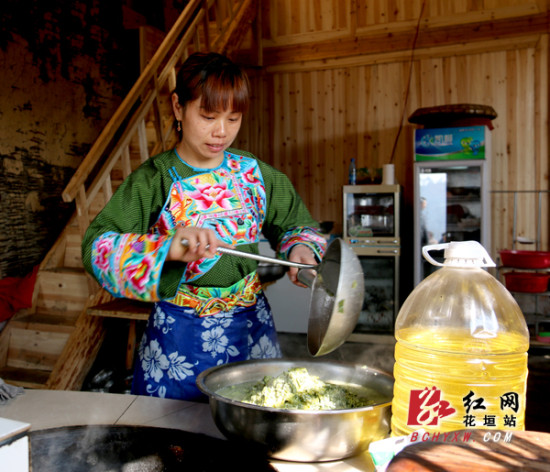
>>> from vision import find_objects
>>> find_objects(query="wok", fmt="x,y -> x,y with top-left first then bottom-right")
29,425 -> 274,471
196,358 -> 393,462
185,237 -> 365,356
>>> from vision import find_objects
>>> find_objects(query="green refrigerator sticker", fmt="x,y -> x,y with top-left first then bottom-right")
414,126 -> 487,161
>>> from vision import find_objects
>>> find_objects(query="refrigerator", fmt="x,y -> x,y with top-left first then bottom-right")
413,125 -> 492,286
343,184 -> 401,335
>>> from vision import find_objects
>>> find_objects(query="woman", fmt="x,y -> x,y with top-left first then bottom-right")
81,52 -> 327,401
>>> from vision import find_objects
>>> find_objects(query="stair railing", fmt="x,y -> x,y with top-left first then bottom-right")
61,0 -> 255,247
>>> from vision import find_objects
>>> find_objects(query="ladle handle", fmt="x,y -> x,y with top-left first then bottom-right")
181,239 -> 315,270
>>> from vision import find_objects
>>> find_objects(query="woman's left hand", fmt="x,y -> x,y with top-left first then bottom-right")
287,245 -> 317,287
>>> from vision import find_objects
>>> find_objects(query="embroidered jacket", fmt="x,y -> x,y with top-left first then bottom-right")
82,148 -> 326,306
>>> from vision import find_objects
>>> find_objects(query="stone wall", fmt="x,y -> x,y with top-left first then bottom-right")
0,0 -> 143,277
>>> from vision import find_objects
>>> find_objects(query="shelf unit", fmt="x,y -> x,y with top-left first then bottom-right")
342,184 -> 401,336
493,190 -> 550,345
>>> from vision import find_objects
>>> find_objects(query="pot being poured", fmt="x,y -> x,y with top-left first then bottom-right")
184,237 -> 364,356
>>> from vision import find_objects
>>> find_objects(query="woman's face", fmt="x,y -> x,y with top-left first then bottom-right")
173,94 -> 242,168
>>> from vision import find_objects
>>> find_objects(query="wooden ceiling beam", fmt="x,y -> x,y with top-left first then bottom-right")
262,12 -> 550,67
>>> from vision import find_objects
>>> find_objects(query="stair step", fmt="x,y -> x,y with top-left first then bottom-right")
6,327 -> 70,372
64,224 -> 84,269
87,298 -> 152,321
10,312 -> 77,333
36,268 -> 90,318
0,366 -> 51,389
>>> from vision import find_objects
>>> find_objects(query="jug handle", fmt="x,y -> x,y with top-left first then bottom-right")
422,241 -> 497,268
422,243 -> 448,267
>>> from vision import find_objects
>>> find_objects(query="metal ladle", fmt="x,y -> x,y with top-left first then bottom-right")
182,238 -> 364,356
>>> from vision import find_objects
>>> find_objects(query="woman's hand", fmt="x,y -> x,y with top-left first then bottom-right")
167,226 -> 227,263
287,244 -> 318,287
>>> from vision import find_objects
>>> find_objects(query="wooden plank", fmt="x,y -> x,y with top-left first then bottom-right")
137,119 -> 149,163
63,225 -> 83,269
87,298 -> 152,321
0,367 -> 51,389
0,327 -> 11,368
265,36 -> 540,73
35,269 -> 89,317
309,71 -> 322,223
534,37 -> 549,249
102,174 -> 113,203
121,145 -> 132,179
300,71 -> 314,211
262,11 -> 549,66
217,0 -> 259,57
387,430 -> 550,472
7,328 -> 70,371
264,0 -> 352,46
10,312 -> 76,333
201,0 -> 211,51
288,71 -> 300,189
45,308 -> 106,391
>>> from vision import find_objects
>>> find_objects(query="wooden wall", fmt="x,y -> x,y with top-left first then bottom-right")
235,0 -> 549,280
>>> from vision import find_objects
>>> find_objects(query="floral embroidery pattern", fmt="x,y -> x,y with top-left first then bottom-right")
187,181 -> 235,211
137,315 -> 196,397
167,352 -> 195,381
279,226 -> 327,261
201,315 -> 240,362
91,232 -> 169,301
254,295 -> 272,325
91,152 -> 267,299
133,297 -> 281,400
250,334 -> 280,359
141,339 -> 169,383
153,305 -> 176,334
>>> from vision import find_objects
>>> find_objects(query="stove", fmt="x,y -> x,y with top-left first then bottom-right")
30,425 -> 275,471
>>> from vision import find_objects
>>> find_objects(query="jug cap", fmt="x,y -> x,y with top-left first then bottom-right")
422,240 -> 496,268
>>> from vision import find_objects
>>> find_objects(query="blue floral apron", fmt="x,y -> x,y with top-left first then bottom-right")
131,153 -> 282,400
131,293 -> 281,401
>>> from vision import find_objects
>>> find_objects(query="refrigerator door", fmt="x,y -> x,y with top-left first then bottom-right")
414,160 -> 490,285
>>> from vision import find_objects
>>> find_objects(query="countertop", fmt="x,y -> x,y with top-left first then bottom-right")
0,389 -> 376,471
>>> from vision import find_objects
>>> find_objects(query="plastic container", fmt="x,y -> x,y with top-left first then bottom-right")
391,241 -> 529,437
348,158 -> 357,185
503,271 -> 550,293
500,250 -> 550,269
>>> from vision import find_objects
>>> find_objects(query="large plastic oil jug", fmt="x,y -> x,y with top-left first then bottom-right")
391,241 -> 529,436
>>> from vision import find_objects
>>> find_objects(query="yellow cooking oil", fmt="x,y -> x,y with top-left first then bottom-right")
391,241 -> 529,437
391,327 -> 528,436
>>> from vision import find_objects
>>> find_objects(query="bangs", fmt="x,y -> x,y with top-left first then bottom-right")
174,52 -> 251,114
200,72 -> 250,114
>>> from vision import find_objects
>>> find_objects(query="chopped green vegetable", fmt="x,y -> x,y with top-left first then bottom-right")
240,367 -> 372,410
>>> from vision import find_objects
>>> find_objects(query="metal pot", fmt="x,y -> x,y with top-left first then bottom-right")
212,238 -> 364,357
196,358 -> 393,462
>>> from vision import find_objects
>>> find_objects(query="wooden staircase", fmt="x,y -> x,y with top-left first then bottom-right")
0,0 -> 260,391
